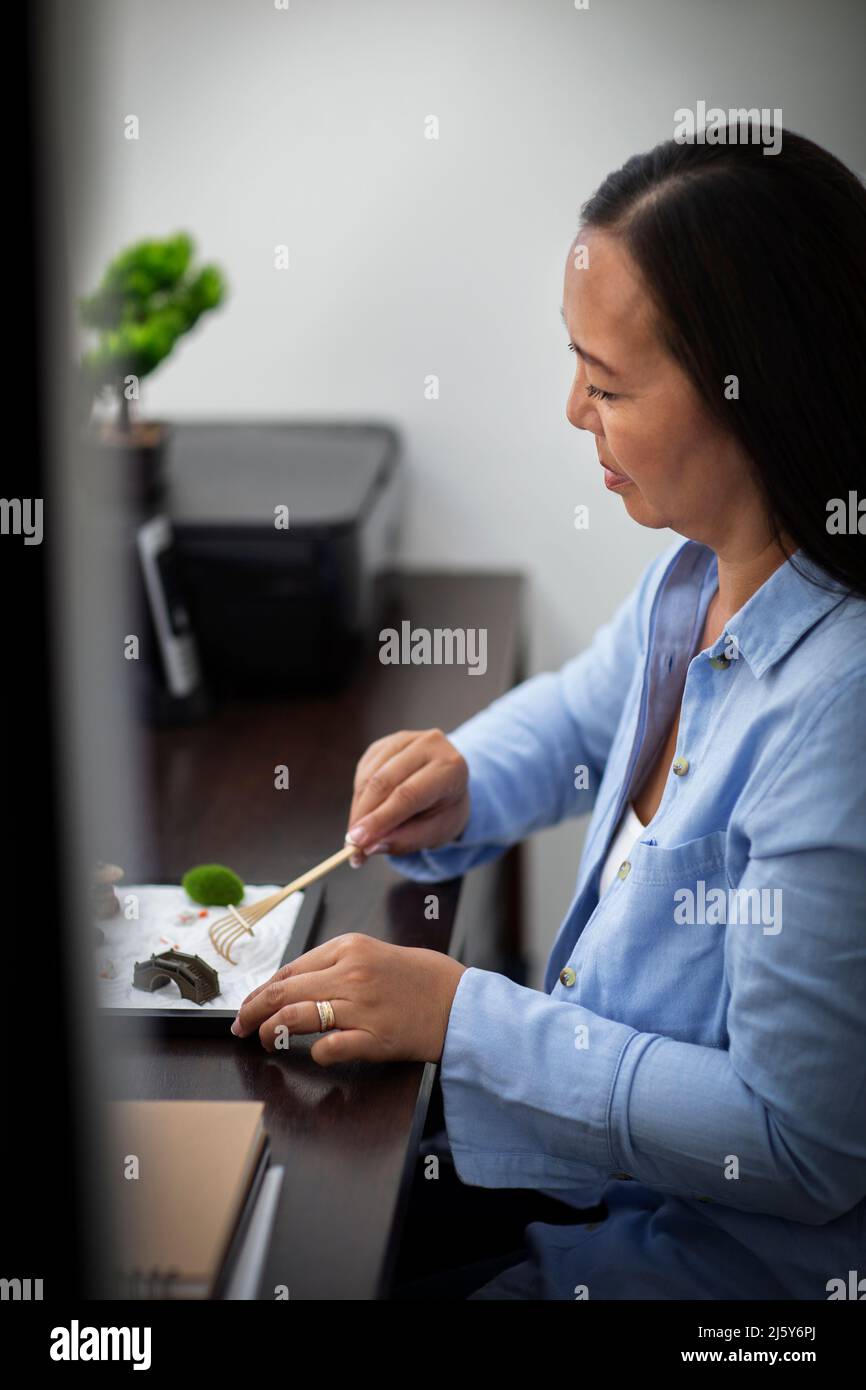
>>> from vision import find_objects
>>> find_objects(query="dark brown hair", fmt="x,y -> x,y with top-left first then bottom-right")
580,127 -> 866,597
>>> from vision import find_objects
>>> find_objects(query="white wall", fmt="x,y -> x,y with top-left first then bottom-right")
73,0 -> 865,981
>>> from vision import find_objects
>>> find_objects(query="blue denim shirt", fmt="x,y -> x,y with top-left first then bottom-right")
390,537 -> 866,1299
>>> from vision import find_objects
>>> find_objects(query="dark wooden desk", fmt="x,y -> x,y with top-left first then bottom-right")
108,572 -> 524,1299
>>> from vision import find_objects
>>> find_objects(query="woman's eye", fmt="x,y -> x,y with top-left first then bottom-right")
585,382 -> 618,403
566,343 -> 618,402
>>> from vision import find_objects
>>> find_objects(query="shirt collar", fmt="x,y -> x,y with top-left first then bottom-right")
674,539 -> 852,679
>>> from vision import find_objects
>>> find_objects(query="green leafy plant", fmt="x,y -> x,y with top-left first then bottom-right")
182,863 -> 245,907
79,232 -> 226,435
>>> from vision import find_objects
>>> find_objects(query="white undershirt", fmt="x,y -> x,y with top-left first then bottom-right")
598,801 -> 647,897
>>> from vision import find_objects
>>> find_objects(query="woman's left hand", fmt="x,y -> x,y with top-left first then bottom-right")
231,933 -> 467,1065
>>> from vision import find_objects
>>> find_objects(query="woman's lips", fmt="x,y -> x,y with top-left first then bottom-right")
600,462 -> 632,492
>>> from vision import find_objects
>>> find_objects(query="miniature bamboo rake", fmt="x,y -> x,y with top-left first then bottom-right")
208,844 -> 355,963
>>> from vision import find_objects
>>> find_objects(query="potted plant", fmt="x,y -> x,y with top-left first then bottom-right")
78,232 -> 226,508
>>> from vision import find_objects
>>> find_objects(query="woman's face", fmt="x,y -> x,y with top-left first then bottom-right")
562,227 -> 758,549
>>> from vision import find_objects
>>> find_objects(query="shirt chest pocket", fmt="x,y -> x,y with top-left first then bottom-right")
579,829 -> 732,1047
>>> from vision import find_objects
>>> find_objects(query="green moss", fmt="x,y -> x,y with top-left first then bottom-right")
182,863 -> 245,907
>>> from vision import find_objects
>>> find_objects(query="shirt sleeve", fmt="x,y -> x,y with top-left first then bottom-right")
440,673 -> 866,1226
385,546 -> 676,883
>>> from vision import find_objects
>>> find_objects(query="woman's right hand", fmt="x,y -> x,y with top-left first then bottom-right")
345,728 -> 470,865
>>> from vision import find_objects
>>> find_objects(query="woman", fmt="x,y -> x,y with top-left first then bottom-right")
234,127 -> 866,1300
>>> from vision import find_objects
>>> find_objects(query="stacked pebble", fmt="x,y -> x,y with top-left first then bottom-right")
94,862 -> 124,920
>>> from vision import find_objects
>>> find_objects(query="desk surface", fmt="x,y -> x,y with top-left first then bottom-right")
107,572 -> 523,1299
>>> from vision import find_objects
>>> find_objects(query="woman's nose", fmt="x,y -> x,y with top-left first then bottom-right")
566,367 -> 602,434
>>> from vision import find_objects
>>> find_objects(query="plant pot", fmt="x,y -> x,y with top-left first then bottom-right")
80,419 -> 213,726
89,419 -> 171,516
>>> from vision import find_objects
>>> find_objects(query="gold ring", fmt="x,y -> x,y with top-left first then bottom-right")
315,1000 -> 336,1032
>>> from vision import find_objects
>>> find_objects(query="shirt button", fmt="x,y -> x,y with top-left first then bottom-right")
559,966 -> 577,987
617,860 -> 631,880
709,654 -> 730,670
611,1171 -> 634,1181
672,755 -> 689,776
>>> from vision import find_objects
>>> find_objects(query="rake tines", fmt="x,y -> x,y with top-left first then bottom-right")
208,904 -> 256,964
207,845 -> 356,964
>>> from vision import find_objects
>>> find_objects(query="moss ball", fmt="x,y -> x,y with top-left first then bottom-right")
182,863 -> 245,907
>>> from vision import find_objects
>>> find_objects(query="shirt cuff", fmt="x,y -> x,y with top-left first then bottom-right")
439,966 -> 644,1192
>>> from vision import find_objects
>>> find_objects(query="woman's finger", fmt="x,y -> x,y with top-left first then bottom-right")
310,1028 -> 382,1066
233,962 -> 345,1036
362,803 -> 459,856
235,936 -> 345,1013
352,730 -> 417,793
348,733 -> 440,832
346,733 -> 426,865
260,1000 -> 323,1045
258,997 -> 361,1051
346,767 -> 448,852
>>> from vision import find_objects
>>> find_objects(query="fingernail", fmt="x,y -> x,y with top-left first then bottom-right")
231,1018 -> 241,1036
349,853 -> 363,869
368,842 -> 390,855
346,825 -> 368,847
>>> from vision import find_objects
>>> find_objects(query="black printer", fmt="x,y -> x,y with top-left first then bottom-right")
167,421 -> 402,693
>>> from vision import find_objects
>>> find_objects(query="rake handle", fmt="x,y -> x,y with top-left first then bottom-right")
267,843 -> 356,910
